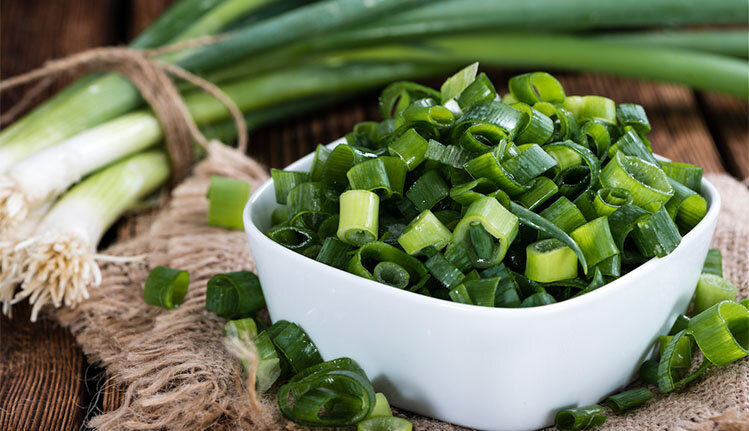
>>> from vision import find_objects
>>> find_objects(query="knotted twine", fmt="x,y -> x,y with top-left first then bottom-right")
0,36 -> 247,184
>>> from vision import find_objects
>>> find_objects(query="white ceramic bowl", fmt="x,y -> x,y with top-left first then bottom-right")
244,140 -> 720,431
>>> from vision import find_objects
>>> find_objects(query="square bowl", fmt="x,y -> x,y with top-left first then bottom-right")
244,139 -> 720,431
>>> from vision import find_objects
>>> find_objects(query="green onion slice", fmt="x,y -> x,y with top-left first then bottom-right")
266,320 -> 322,375
449,178 -> 497,207
388,128 -> 428,171
347,158 -> 394,198
379,81 -> 440,120
288,182 -> 336,229
538,196 -> 587,237
464,152 -> 529,197
508,72 -> 565,105
665,178 -> 707,233
396,104 -> 455,130
397,209 -> 452,255
268,225 -> 317,250
425,139 -> 473,168
545,141 -> 600,193
580,120 -> 611,158
310,145 -> 332,182
639,359 -> 659,386
510,202 -> 589,274
694,274 -> 738,315
338,190 -> 379,246
205,271 -> 265,319
511,103 -> 554,145
616,103 -> 651,134
144,266 -> 189,309
253,331 -> 282,394
358,416 -> 413,431
515,177 -> 559,210
570,217 -> 619,268
600,151 -> 674,209
347,242 -> 429,292
631,206 -> 681,258
554,405 -> 607,431
657,329 -> 712,393
406,170 -> 449,212
459,100 -> 528,139
503,144 -> 558,185
660,334 -> 693,369
525,239 -> 578,283
702,249 -> 723,277
661,161 -> 703,193
271,169 -> 309,205
456,73 -> 497,110
316,237 -> 354,269
605,387 -> 653,413
593,188 -> 633,217
207,175 -> 250,230
609,128 -> 658,166
456,123 -> 506,153
689,301 -> 749,367
277,357 -> 375,427
440,61 -> 478,104
454,197 -> 519,268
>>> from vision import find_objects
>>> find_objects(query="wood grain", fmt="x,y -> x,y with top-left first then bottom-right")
0,304 -> 88,431
697,93 -> 749,180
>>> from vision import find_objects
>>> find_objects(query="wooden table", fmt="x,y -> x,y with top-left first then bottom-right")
1,1 -> 747,429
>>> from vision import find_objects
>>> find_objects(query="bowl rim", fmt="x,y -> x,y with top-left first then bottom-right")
244,140 -> 721,318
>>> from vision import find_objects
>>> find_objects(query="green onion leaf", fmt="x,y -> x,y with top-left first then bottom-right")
661,161 -> 703,193
347,242 -> 429,291
570,217 -> 619,267
316,237 -> 354,269
525,239 -> 578,283
659,334 -> 693,368
358,416 -> 413,431
593,188 -> 634,217
616,103 -> 651,134
388,128 -> 428,171
271,169 -> 309,205
397,209 -> 452,255
508,71 -> 566,105
600,152 -> 673,209
454,197 -> 519,268
689,301 -> 749,367
631,206 -> 682,258
406,170 -> 449,211
440,62 -> 479,104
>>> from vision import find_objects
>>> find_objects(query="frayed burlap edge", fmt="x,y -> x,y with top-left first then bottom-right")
54,161 -> 749,430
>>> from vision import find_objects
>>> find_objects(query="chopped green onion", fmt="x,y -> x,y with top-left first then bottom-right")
503,144 -> 558,185
277,357 -> 374,427
539,196 -> 587,236
358,416 -> 413,431
287,182 -> 336,230
464,152 -> 529,197
456,73 -> 497,110
425,139 -> 473,168
702,249 -> 723,276
348,158 -> 395,198
440,62 -> 479,104
143,266 -> 190,309
316,237 -> 354,269
397,104 -> 455,129
266,320 -> 323,375
511,104 -> 554,145
406,170 -> 449,212
456,123 -> 506,153
525,239 -> 578,283
605,387 -> 653,413
600,151 -> 673,209
207,175 -> 250,230
520,291 -> 557,307
660,161 -> 703,193
460,100 -> 528,139
693,274 -> 738,315
609,128 -> 658,165
659,334 -> 693,368
338,190 -> 379,246
593,188 -> 633,217
508,71 -> 566,105
449,178 -> 497,206
516,176 -> 558,210
388,128 -> 428,171
639,359 -> 659,385
253,331 -> 282,394
397,209 -> 452,255
689,301 -> 749,367
271,169 -> 309,205
205,271 -> 265,319
347,242 -> 429,291
373,261 -> 411,289
631,206 -> 681,258
454,197 -> 519,268
425,248 -> 465,288
310,145 -> 333,181
665,178 -> 707,233
570,216 -> 618,267
657,329 -> 712,393
580,120 -> 612,158
554,405 -> 607,431
367,393 -> 393,418
225,317 -> 258,340
268,225 -> 317,250
670,314 -> 692,335
616,103 -> 651,133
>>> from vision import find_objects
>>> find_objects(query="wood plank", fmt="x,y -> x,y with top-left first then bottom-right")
0,304 -> 88,431
127,0 -> 174,40
697,93 -> 749,180
0,0 -> 125,115
0,1 -> 124,430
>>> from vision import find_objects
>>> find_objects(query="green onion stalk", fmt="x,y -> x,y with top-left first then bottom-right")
321,34 -> 749,99
3,151 -> 170,322
0,0 -> 282,172
0,0 -> 425,173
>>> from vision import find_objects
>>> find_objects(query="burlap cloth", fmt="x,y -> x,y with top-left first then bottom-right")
54,147 -> 749,431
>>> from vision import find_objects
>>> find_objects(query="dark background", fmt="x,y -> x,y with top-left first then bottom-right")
1,1 -> 747,430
